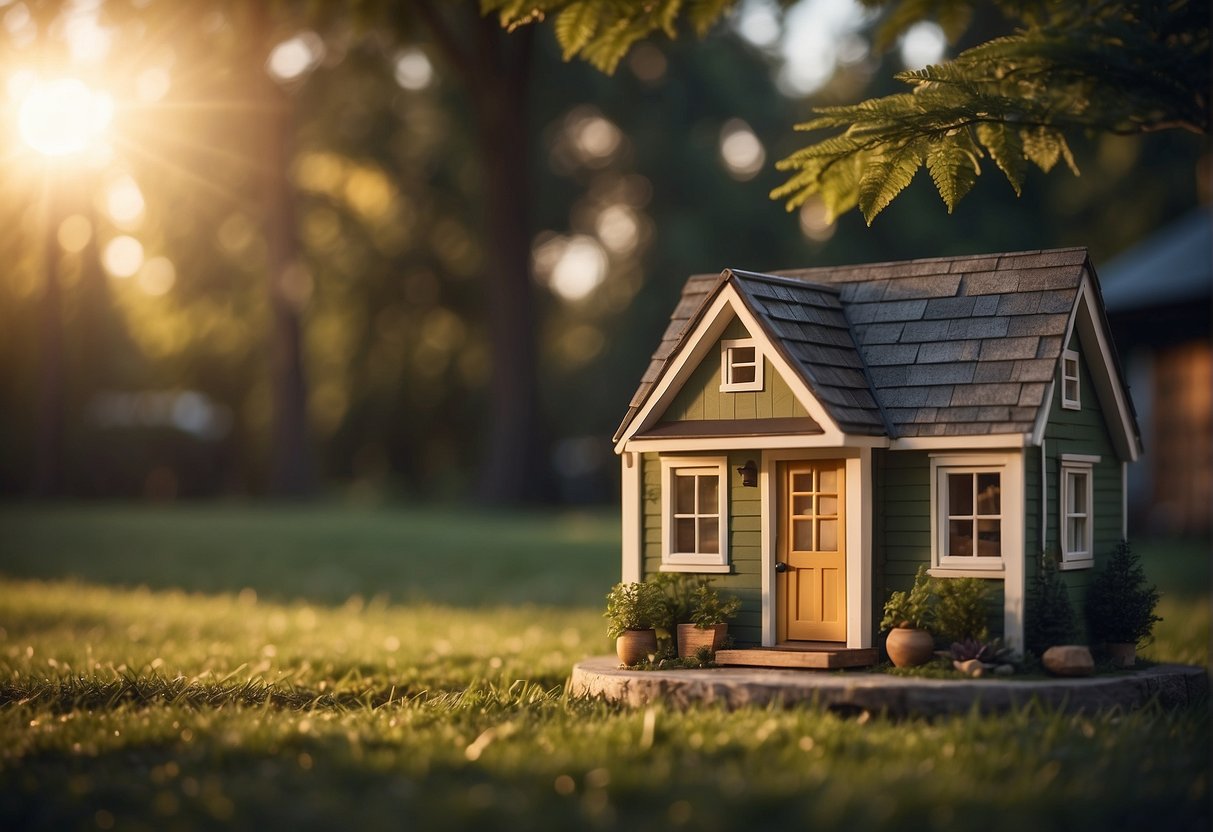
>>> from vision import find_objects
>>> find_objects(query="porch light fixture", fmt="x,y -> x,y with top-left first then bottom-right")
736,460 -> 758,487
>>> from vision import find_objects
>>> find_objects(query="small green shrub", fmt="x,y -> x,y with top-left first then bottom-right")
688,584 -> 742,628
1025,551 -> 1078,655
933,577 -> 990,643
647,572 -> 709,624
1085,540 -> 1162,646
880,565 -> 934,631
604,581 -> 669,639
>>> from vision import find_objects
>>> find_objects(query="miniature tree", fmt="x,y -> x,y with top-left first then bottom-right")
1026,551 -> 1079,656
1085,541 -> 1161,646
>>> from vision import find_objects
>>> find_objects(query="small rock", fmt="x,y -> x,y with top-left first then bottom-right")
954,659 -> 984,678
993,664 -> 1015,676
1042,645 -> 1094,677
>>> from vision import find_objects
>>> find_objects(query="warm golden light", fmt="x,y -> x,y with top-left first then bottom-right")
17,77 -> 113,157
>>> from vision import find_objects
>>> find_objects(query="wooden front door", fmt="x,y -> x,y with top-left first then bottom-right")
777,460 -> 846,642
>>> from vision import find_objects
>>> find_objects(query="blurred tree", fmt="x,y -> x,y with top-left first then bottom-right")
486,0 -> 1209,222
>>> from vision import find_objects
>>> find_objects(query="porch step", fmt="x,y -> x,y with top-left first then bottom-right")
714,647 -> 878,670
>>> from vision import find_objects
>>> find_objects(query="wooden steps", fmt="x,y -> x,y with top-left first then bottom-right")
714,647 -> 878,670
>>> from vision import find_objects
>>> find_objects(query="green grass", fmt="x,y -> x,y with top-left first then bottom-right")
0,505 -> 1208,830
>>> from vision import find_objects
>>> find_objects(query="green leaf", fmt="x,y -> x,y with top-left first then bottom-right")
1021,126 -> 1061,173
924,131 -> 981,212
976,122 -> 1027,195
858,143 -> 924,224
688,0 -> 733,37
554,1 -> 601,61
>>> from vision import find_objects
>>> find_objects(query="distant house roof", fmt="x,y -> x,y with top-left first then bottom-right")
1100,207 -> 1212,311
617,248 -> 1135,446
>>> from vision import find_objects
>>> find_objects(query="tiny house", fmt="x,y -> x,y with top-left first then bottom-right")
613,249 -> 1141,654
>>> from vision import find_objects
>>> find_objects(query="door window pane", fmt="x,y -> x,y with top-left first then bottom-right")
817,519 -> 838,551
818,469 -> 837,492
792,472 -> 813,492
793,519 -> 813,551
793,495 -> 813,516
818,495 -> 838,516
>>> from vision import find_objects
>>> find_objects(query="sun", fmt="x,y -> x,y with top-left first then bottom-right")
17,77 -> 113,158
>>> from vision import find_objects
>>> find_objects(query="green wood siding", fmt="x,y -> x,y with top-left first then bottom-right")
1026,336 -> 1125,639
873,448 -> 1005,641
663,319 -> 809,422
640,451 -> 763,645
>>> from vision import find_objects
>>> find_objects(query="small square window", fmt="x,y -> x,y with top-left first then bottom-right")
1062,349 -> 1080,410
720,339 -> 763,392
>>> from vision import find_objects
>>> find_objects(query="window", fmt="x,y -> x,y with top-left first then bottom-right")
1062,349 -> 1080,410
660,457 -> 729,572
720,339 -> 763,392
1060,456 -> 1097,568
930,454 -> 1020,574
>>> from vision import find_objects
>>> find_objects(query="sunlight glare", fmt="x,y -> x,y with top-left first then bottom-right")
136,67 -> 171,102
17,78 -> 113,157
900,21 -> 946,70
57,215 -> 93,253
798,197 -> 836,242
734,0 -> 781,49
64,5 -> 112,64
394,48 -> 434,90
138,256 -> 176,296
104,175 -> 146,227
533,234 -> 608,302
595,204 -> 640,254
719,119 -> 765,180
267,33 -> 324,82
102,235 -> 144,278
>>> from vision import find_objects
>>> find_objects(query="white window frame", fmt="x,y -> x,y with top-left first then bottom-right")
1061,349 -> 1081,410
719,338 -> 763,392
660,456 -> 730,573
929,453 -> 1022,576
1059,454 -> 1099,570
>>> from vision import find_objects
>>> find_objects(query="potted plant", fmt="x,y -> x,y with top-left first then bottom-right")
1084,541 -> 1161,667
677,583 -> 741,658
649,572 -> 708,651
605,581 -> 668,666
880,565 -> 935,667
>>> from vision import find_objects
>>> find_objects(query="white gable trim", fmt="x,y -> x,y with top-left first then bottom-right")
1053,274 -> 1141,461
613,281 -> 850,454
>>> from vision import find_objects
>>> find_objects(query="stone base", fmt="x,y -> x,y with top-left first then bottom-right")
569,657 -> 1209,715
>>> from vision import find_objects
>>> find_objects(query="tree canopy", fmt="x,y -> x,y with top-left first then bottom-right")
487,0 -> 1210,223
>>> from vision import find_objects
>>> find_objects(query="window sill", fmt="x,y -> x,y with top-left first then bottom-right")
659,563 -> 731,574
929,566 -> 1005,579
1058,558 -> 1093,571
719,383 -> 763,393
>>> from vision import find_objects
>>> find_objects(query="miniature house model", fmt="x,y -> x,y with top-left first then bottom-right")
613,249 -> 1140,653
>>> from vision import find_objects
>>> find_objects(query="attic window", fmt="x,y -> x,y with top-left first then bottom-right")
720,339 -> 763,392
1062,349 -> 1080,410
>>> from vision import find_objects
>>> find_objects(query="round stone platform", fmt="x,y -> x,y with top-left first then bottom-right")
570,657 -> 1209,716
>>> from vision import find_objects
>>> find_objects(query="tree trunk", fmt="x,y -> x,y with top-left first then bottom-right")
252,7 -> 313,498
262,84 -> 314,498
32,175 -> 64,497
468,21 -> 551,504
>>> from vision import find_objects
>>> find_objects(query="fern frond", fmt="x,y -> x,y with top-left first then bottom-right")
924,130 -> 981,212
1020,126 -> 1060,173
688,0 -> 733,36
554,2 -> 601,61
858,142 -> 924,225
976,122 -> 1026,195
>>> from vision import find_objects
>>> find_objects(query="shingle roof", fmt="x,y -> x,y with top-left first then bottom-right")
617,248 -> 1094,442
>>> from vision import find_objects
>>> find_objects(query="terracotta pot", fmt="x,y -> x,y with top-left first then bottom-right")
677,623 -> 727,658
885,627 -> 935,668
615,629 -> 658,666
1105,642 -> 1137,668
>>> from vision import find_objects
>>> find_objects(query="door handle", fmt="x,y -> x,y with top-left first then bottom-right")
774,561 -> 789,573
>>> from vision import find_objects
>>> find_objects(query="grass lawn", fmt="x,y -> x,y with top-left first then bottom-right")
1,504 -> 1209,831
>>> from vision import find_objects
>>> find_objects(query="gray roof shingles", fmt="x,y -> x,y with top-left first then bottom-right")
616,248 -> 1093,442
